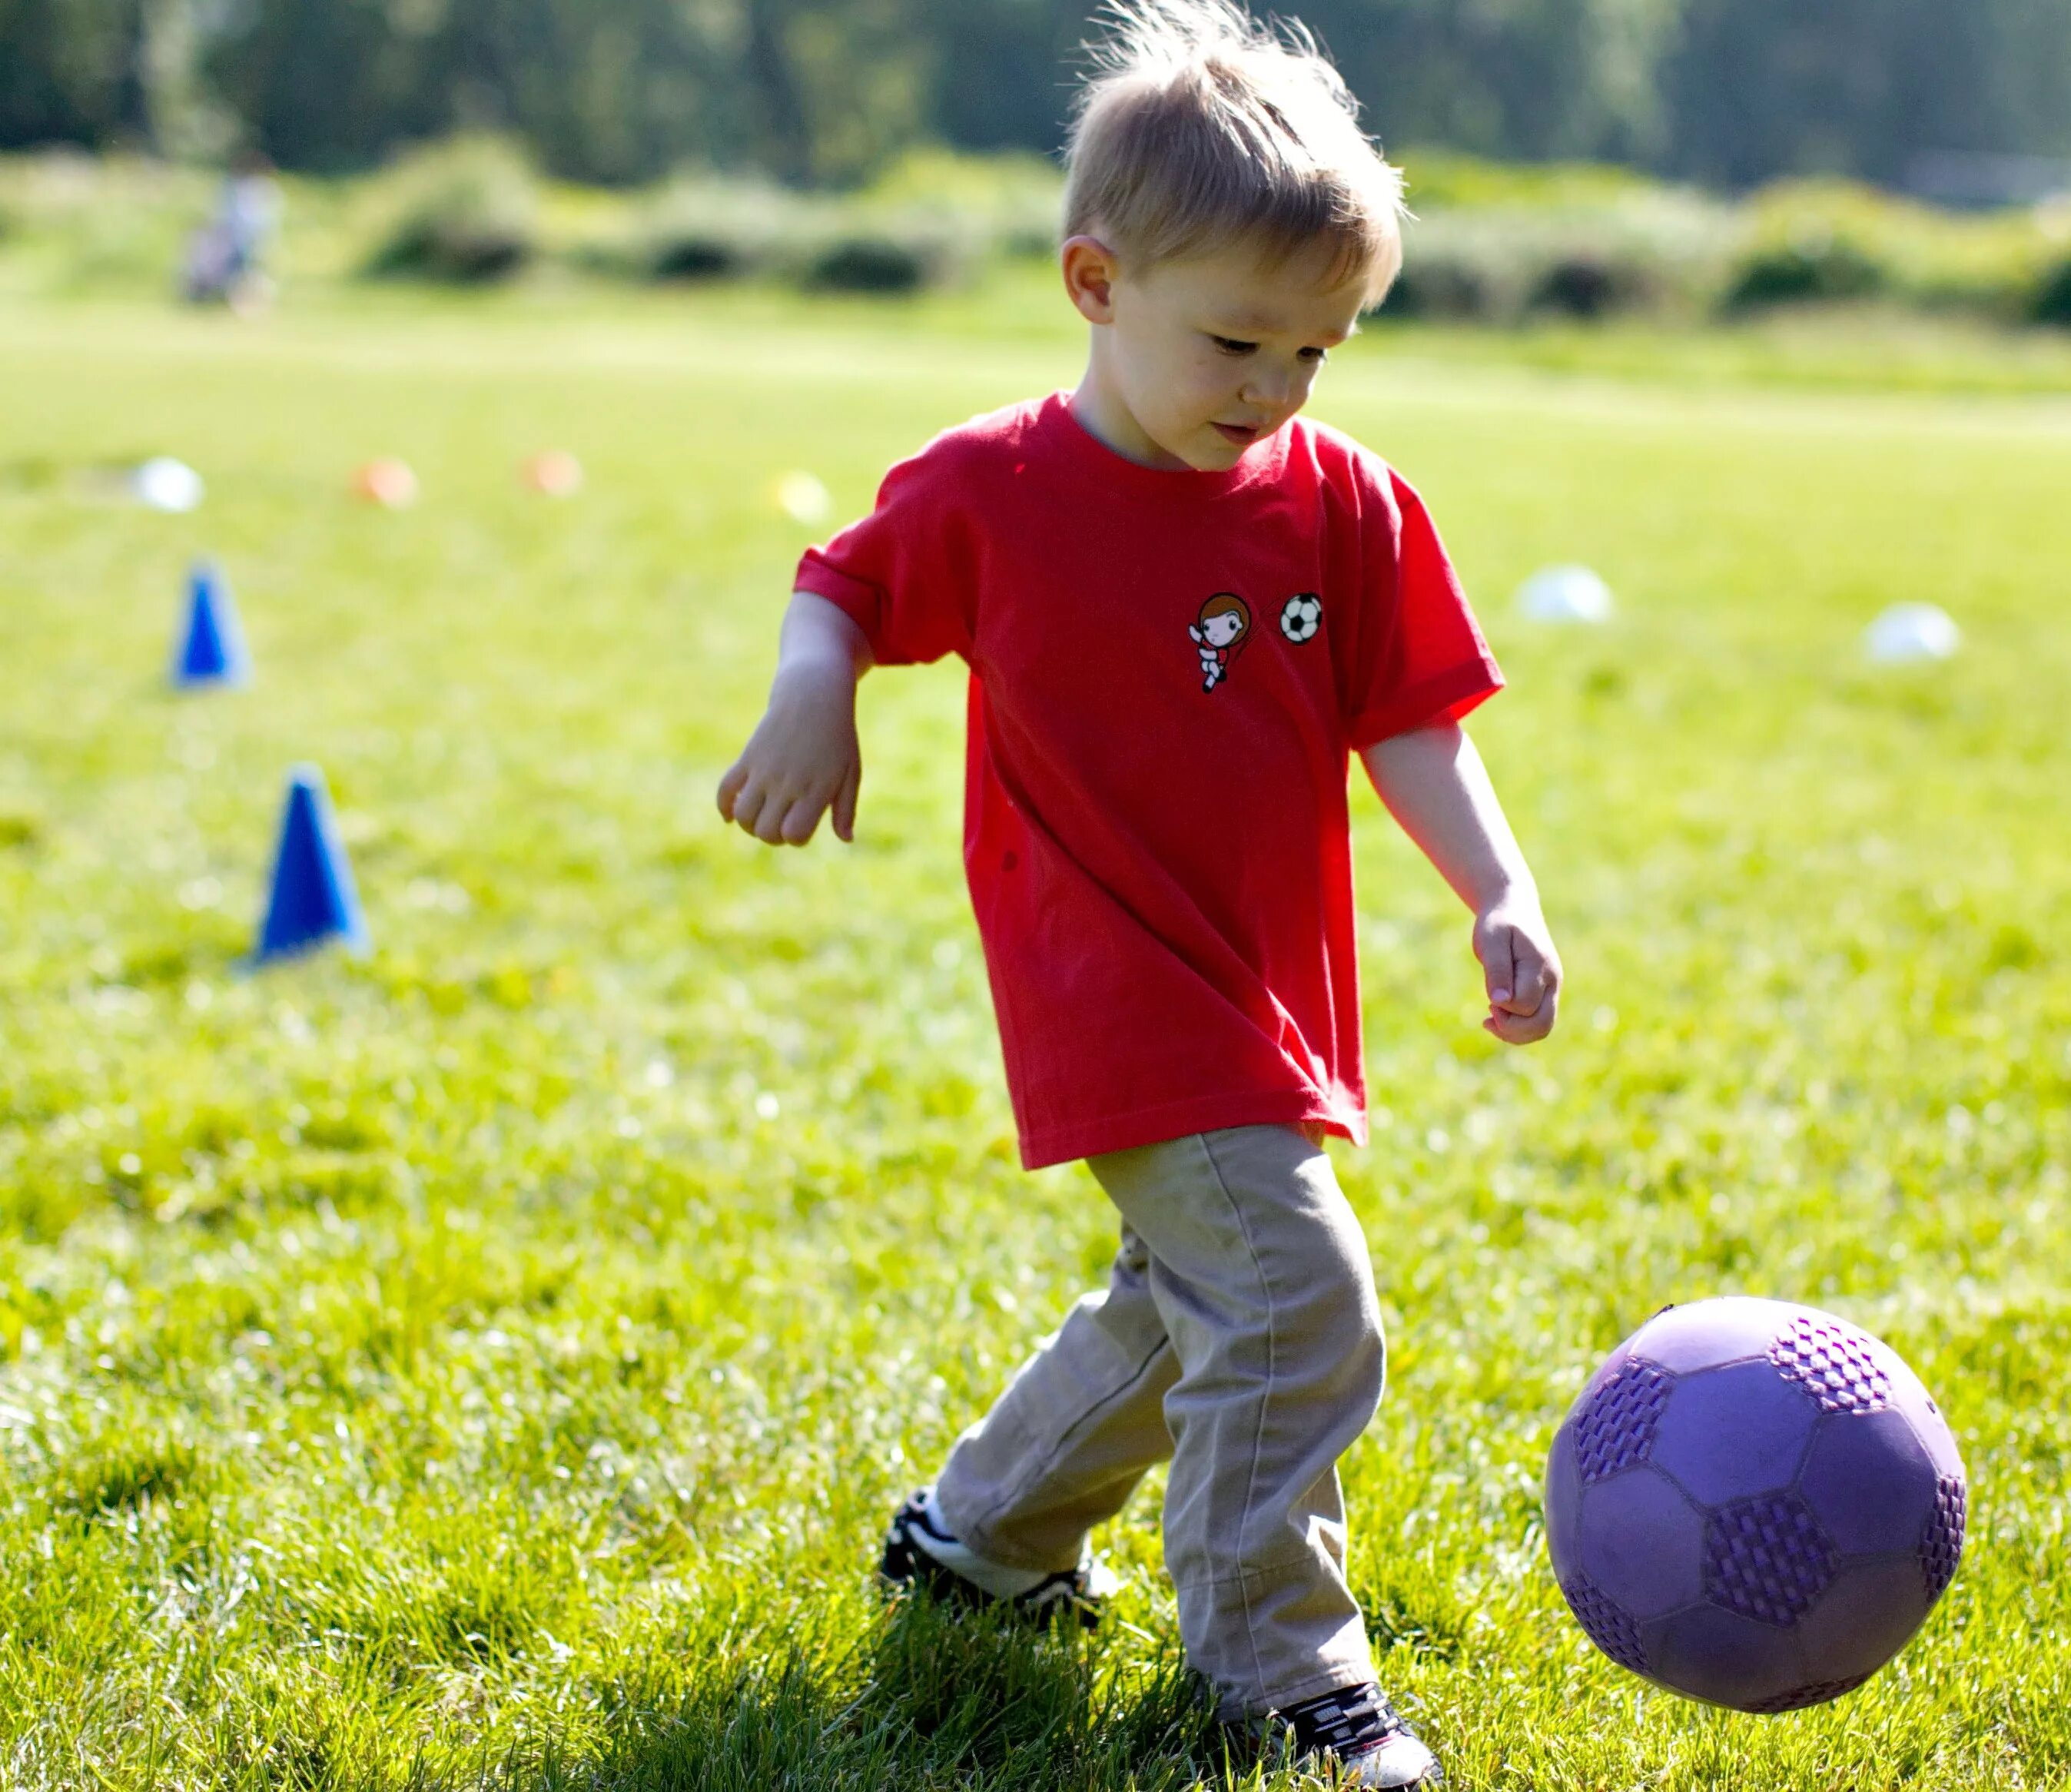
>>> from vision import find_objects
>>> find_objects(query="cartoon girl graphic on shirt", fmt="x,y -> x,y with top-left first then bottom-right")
1188,593 -> 1252,692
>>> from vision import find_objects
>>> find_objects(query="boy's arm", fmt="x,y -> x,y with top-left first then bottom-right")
717,592 -> 873,847
1359,721 -> 1561,1045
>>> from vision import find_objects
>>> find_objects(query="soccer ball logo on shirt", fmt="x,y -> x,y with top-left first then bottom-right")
1279,592 -> 1323,644
1187,592 -> 1326,692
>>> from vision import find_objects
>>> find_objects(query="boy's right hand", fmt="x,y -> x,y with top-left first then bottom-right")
716,662 -> 863,846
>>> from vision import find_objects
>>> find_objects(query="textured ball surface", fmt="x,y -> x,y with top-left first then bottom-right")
1545,1296 -> 1964,1713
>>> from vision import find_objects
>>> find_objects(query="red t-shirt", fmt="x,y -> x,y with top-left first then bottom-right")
796,392 -> 1501,1170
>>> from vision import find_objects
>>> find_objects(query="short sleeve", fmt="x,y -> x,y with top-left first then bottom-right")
793,443 -> 975,668
1340,466 -> 1503,749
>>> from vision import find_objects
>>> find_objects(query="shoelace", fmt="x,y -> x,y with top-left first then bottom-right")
1283,1682 -> 1406,1759
885,1495 -> 1108,1620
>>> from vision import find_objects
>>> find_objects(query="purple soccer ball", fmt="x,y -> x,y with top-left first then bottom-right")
1545,1296 -> 1966,1713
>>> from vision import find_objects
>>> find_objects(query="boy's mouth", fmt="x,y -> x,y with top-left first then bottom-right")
1212,422 -> 1260,446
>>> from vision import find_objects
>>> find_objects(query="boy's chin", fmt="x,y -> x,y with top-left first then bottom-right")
1132,418 -> 1249,472
1181,433 -> 1249,472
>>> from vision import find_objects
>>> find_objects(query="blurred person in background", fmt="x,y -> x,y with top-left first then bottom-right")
182,150 -> 280,315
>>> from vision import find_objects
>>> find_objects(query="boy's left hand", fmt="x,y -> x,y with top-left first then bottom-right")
1473,895 -> 1562,1044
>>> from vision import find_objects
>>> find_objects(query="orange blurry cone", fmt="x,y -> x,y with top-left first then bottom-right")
352,459 -> 420,508
523,450 -> 584,497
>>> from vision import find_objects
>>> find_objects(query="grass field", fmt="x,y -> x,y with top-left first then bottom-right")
2,284 -> 2069,1790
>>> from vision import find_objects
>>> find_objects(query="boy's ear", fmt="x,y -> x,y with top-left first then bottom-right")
1062,235 -> 1121,324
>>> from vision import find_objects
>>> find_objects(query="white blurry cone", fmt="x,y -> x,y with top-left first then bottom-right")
775,470 -> 832,526
1866,602 -> 1960,664
1516,565 -> 1614,624
133,457 -> 205,513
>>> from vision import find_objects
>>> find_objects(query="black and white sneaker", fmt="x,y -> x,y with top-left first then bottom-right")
1266,1683 -> 1442,1788
878,1488 -> 1118,1631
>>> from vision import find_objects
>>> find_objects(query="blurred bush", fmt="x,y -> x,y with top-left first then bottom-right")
1384,244 -> 1502,321
1530,250 -> 1668,320
6,140 -> 2071,332
1376,168 -> 2071,331
635,178 -> 788,282
804,231 -> 954,294
861,148 -> 1061,258
1382,193 -> 1734,324
1723,181 -> 2049,321
1724,187 -> 1906,313
361,138 -> 539,284
2035,259 -> 2071,328
1726,237 -> 1888,310
622,174 -> 973,294
0,152 -> 213,294
1397,148 -> 1662,213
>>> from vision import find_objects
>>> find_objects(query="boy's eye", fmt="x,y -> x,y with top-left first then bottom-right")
1210,336 -> 1257,356
1299,347 -> 1329,363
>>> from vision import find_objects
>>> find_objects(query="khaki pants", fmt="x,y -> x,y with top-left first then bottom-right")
934,1123 -> 1384,1716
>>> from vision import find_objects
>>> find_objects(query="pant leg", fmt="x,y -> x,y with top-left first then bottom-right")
1088,1123 -> 1385,1717
934,1224 -> 1180,1572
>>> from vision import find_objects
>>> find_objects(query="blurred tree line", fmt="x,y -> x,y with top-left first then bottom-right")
3,0 -> 2069,190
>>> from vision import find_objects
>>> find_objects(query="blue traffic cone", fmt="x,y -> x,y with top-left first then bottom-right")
172,561 -> 251,688
253,765 -> 370,965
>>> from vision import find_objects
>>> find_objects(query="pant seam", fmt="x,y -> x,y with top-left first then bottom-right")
1171,1551 -> 1323,1590
1194,1127 -> 1279,1710
1243,1662 -> 1376,1721
958,1331 -> 1172,1565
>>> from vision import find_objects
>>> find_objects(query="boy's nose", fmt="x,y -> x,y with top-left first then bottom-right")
1242,367 -> 1301,410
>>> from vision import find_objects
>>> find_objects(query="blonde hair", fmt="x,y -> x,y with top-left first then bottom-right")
1064,0 -> 1407,305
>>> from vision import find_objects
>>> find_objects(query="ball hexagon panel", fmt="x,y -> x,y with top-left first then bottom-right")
1562,1573 -> 1649,1675
1921,1476 -> 1966,1603
1886,1356 -> 1966,1482
1649,1359 -> 1820,1506
1703,1492 -> 1837,1625
1626,1297 -> 1800,1375
1744,1672 -> 1872,1714
1572,1356 -> 1675,1483
1576,1466 -> 1707,1621
1643,1602 -> 1809,1711
1574,1342 -> 1635,1405
1769,1314 -> 1893,1412
1791,1557 -> 1936,1685
1797,1409 -> 1938,1558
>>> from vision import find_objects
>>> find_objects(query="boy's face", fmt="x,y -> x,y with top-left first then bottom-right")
1066,237 -> 1369,472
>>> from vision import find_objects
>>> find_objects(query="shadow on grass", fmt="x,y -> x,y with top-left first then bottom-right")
521,1595 -> 1248,1792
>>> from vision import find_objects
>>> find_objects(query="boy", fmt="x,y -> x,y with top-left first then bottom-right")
717,2 -> 1560,1783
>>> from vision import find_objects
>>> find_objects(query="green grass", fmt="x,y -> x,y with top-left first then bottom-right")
1,287 -> 2069,1790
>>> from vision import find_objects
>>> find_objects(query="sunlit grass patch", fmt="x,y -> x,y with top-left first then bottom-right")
0,291 -> 2067,1787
